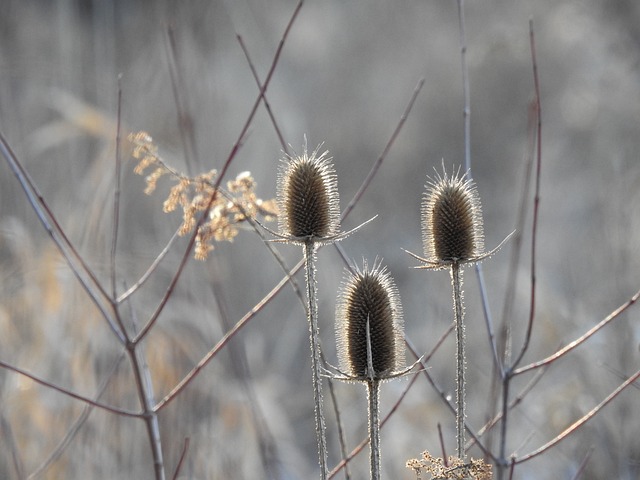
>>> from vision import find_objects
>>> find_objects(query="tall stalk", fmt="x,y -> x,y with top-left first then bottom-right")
451,262 -> 466,460
367,380 -> 382,480
304,240 -> 328,479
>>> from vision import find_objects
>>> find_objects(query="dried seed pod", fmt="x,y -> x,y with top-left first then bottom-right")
336,261 -> 405,380
421,167 -> 484,265
277,147 -> 340,241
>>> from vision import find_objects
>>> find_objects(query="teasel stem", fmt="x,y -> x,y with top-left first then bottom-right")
367,378 -> 382,480
304,239 -> 329,479
333,261 -> 411,480
451,261 -> 466,460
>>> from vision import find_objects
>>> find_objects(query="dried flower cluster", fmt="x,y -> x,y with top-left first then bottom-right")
406,451 -> 492,480
130,131 -> 278,260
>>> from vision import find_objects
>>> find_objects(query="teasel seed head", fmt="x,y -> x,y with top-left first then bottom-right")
336,260 -> 405,381
421,166 -> 484,266
277,145 -> 340,242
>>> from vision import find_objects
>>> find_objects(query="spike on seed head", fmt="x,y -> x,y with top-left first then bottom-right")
336,261 -> 405,380
277,145 -> 340,241
421,166 -> 484,265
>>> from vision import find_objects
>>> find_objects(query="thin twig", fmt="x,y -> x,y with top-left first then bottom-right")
0,358 -> 140,417
153,256 -> 304,411
171,438 -> 191,480
513,288 -> 640,376
570,447 -> 594,480
0,411 -> 24,479
27,352 -> 126,479
437,423 -> 449,467
110,75 -> 123,299
0,130 -> 124,343
237,34 -> 289,155
116,229 -> 180,304
341,78 -> 425,222
511,19 -> 542,370
472,364 -> 548,444
208,264 -> 281,479
456,0 -> 501,379
328,370 -> 420,478
326,373 -> 352,480
165,24 -> 197,175
132,0 -> 304,345
329,323 -> 456,478
497,22 -> 542,479
406,335 -> 495,461
514,369 -> 640,463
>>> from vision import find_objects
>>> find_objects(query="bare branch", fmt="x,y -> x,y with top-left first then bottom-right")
132,0 -> 305,345
513,288 -> 640,376
0,130 -> 124,343
511,19 -> 543,370
515,369 -> 640,464
340,77 -> 424,222
0,358 -> 140,418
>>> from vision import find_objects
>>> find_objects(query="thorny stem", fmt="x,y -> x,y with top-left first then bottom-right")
304,240 -> 329,479
407,335 -> 496,461
367,380 -> 381,480
329,368 -> 421,478
451,262 -> 466,461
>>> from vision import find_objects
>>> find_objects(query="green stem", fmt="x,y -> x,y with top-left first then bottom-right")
304,240 -> 328,479
451,262 -> 466,461
368,380 -> 381,480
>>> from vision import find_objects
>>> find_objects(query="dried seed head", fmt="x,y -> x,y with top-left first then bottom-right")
277,146 -> 340,241
421,166 -> 484,265
336,261 -> 405,380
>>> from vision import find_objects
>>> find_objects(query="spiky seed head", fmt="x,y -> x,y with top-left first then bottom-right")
336,261 -> 405,381
421,166 -> 484,265
277,146 -> 340,241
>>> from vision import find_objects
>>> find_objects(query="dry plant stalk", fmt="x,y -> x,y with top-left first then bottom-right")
275,144 -> 341,480
334,260 -> 406,480
270,143 -> 376,478
129,131 -> 278,260
408,165 -> 510,461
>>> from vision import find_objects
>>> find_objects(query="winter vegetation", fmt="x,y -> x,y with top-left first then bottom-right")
1,1 -> 639,479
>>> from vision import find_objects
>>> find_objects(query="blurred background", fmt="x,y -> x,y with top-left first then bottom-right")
1,0 -> 639,478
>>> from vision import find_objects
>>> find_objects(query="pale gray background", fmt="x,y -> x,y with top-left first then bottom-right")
1,0 -> 639,478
